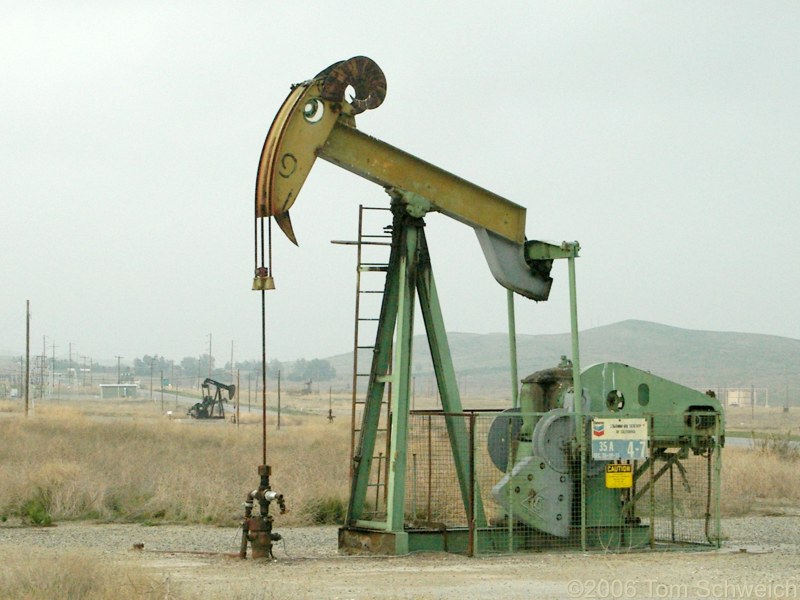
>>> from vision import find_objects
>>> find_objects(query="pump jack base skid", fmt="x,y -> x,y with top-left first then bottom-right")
339,526 -> 470,556
338,524 -> 653,556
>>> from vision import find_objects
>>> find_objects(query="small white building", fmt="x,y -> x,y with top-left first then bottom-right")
99,383 -> 139,399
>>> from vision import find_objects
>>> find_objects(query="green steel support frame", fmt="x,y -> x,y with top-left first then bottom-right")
342,194 -> 481,553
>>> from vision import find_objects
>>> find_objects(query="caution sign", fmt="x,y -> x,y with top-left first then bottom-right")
605,463 -> 633,488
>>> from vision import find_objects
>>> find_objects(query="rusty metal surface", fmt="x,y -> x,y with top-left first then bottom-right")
338,527 -> 398,555
255,57 -> 386,245
246,517 -> 274,559
317,55 -> 386,114
320,123 -> 527,244
254,82 -> 338,244
254,56 -> 527,246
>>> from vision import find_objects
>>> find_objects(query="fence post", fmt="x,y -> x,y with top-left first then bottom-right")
714,413 -> 723,548
649,415 -> 656,549
468,412 -> 476,557
507,415 -> 515,553
427,414 -> 433,523
580,414 -> 587,551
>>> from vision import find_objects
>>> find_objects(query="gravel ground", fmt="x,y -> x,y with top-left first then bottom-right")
1,517 -> 798,599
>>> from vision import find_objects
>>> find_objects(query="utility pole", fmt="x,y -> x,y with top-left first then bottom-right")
41,335 -> 47,399
51,339 -> 56,391
230,340 -> 235,383
207,333 -> 212,378
78,355 -> 86,387
24,300 -> 30,418
277,370 -> 281,430
160,369 -> 164,412
150,358 -> 155,401
115,355 -> 123,384
172,362 -> 178,410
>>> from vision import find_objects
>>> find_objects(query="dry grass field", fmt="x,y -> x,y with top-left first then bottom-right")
0,398 -> 350,528
0,548 -> 173,600
2,399 -> 798,526
1,398 -> 799,599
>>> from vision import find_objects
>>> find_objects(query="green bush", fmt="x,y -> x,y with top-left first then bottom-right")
22,498 -> 52,526
302,496 -> 346,525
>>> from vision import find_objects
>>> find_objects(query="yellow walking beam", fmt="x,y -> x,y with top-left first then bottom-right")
319,122 -> 526,244
255,56 -> 558,300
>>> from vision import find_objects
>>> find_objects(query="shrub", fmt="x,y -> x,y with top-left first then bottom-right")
302,496 -> 347,525
22,497 -> 52,526
751,430 -> 799,461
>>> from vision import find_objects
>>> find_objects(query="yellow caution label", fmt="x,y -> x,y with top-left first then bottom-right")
605,463 -> 633,488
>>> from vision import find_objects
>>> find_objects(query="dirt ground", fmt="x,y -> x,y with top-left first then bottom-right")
2,516 -> 799,600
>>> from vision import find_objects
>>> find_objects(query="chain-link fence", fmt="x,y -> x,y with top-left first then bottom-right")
404,409 -> 722,555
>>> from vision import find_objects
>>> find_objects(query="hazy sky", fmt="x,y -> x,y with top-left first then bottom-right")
3,2 -> 799,367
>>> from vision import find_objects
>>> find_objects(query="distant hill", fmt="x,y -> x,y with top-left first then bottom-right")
325,320 -> 800,399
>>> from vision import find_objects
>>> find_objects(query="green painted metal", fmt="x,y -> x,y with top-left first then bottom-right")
346,207 -> 404,523
714,416 -> 723,547
650,416 -> 656,548
384,219 -> 418,531
502,352 -> 724,552
583,474 -> 625,526
580,363 -> 725,442
345,195 -> 484,543
415,235 -> 485,526
507,289 -> 519,409
565,243 -> 586,549
354,519 -> 389,530
524,239 -> 578,261
407,529 -> 470,554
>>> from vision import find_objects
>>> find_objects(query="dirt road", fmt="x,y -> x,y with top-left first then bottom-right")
2,517 -> 798,599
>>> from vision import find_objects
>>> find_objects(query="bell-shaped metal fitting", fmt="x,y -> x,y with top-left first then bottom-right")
252,267 -> 276,291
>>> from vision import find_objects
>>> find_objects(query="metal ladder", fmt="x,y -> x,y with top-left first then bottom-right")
348,205 -> 393,515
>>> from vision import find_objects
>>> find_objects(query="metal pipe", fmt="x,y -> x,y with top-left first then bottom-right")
467,412 -> 476,557
649,416 -> 656,549
411,453 -> 417,521
714,415 -> 722,548
427,414 -> 432,523
24,300 -> 30,418
507,290 -> 519,409
240,491 -> 255,559
565,244 -> 585,550
566,246 -> 582,417
669,463 -> 675,542
262,290 -> 267,464
240,476 -> 285,560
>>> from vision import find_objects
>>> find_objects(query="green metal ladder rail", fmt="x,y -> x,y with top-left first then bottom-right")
348,205 -> 393,516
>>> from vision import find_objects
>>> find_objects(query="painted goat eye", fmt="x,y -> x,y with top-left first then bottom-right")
303,99 -> 324,123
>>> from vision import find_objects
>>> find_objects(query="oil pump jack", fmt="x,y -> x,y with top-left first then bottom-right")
249,56 -> 723,556
187,378 -> 235,419
249,55 -> 580,555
